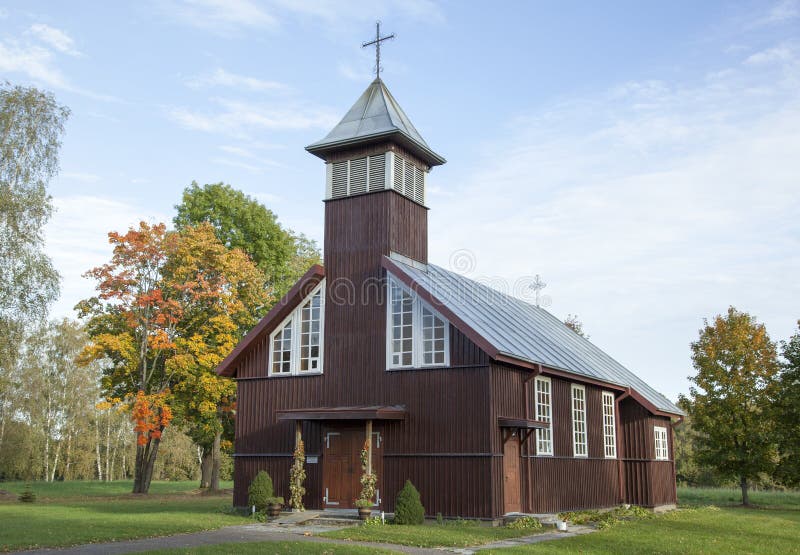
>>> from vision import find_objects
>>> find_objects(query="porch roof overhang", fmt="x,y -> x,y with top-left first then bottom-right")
276,405 -> 407,421
497,416 -> 549,430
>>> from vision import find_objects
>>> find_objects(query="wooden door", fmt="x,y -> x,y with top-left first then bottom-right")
322,427 -> 360,508
503,433 -> 522,514
322,426 -> 384,509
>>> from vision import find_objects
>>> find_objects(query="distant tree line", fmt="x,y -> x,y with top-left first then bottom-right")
0,82 -> 319,489
676,308 -> 799,505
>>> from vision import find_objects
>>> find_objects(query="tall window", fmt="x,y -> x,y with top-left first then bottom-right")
602,391 -> 617,458
387,277 -> 449,369
654,426 -> 669,460
571,384 -> 587,457
535,376 -> 553,456
268,283 -> 325,377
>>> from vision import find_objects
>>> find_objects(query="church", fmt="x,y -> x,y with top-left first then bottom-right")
216,58 -> 683,518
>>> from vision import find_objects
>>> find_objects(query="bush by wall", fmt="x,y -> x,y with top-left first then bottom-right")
394,479 -> 425,525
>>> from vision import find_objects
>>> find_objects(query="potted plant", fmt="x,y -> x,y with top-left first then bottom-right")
356,439 -> 378,520
267,496 -> 284,518
355,498 -> 373,519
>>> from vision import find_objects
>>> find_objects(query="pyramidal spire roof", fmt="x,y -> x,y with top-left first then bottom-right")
306,78 -> 445,166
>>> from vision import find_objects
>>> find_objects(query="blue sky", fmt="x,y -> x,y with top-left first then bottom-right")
1,1 -> 798,402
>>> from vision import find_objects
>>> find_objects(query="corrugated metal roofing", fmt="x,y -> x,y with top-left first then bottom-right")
306,78 -> 446,166
389,256 -> 683,415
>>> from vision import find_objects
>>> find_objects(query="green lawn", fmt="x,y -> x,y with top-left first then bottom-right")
0,479 -> 232,500
677,486 -> 800,509
321,522 -> 538,548
483,507 -> 800,554
140,541 -> 395,554
0,481 -> 244,551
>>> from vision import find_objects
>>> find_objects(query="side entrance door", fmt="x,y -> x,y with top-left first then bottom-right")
503,432 -> 522,514
322,425 -> 383,509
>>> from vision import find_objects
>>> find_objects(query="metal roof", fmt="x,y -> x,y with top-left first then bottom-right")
388,255 -> 683,416
306,78 -> 446,166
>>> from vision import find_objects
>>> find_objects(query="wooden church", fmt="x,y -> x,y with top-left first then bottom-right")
216,70 -> 683,518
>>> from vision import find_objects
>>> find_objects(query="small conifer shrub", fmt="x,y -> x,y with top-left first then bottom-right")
247,470 -> 274,512
393,479 -> 424,525
18,483 -> 36,503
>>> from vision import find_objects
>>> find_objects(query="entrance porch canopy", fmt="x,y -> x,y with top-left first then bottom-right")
276,405 -> 407,421
497,416 -> 549,445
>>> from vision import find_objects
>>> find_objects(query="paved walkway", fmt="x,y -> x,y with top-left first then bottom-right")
12,523 -> 595,555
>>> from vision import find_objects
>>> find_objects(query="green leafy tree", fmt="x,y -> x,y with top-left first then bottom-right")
0,84 -> 68,451
680,307 -> 780,505
775,321 -> 800,487
174,182 -> 320,301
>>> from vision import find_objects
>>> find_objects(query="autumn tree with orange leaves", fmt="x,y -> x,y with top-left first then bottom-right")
77,222 -> 180,493
78,221 -> 268,493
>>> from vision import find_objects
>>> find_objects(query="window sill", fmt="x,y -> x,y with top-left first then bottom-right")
267,371 -> 324,378
386,364 -> 449,372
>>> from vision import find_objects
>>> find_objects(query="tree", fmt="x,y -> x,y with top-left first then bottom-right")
680,307 -> 780,505
164,223 -> 267,490
77,222 -> 179,494
775,321 -> 800,487
0,84 -> 68,451
174,182 -> 320,300
564,314 -> 588,338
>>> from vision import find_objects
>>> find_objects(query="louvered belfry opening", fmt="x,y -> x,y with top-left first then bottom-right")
326,148 -> 426,205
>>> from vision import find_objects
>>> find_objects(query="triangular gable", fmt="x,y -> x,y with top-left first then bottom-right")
215,264 -> 325,377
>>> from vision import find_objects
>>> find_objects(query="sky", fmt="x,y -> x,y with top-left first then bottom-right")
1,0 -> 798,403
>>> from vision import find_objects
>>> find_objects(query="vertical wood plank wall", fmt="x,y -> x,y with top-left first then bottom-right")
490,364 -> 677,514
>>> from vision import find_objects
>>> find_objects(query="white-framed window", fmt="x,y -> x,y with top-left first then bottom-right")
571,384 -> 587,457
535,376 -> 553,456
386,277 -> 449,369
268,282 -> 325,377
654,426 -> 669,460
602,391 -> 617,459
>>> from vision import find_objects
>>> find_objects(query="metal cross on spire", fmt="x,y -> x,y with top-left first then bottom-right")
362,21 -> 395,78
530,274 -> 547,307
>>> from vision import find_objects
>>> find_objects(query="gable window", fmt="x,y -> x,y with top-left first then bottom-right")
387,277 -> 449,369
602,391 -> 617,458
535,376 -> 553,456
654,426 -> 669,460
571,384 -> 587,457
268,283 -> 325,377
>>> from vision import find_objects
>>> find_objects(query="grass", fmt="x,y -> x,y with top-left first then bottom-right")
0,481 -> 244,551
480,488 -> 800,554
677,486 -> 800,510
321,520 -> 540,548
140,541 -> 396,554
0,479 -> 233,500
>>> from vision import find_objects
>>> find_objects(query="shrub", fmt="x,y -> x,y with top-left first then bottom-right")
506,516 -> 543,530
248,471 -> 274,512
394,479 -> 424,525
18,483 -> 36,503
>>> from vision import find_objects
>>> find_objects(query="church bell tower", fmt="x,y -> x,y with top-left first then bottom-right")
305,26 -> 446,398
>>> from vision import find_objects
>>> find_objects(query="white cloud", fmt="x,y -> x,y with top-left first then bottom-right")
46,195 -> 170,319
0,38 -> 118,102
744,43 -> 796,65
756,0 -> 799,25
61,172 -> 102,183
211,157 -> 263,173
164,0 -> 277,33
0,39 -> 69,89
28,23 -> 82,56
167,97 -> 338,137
428,40 -> 800,402
186,68 -> 288,92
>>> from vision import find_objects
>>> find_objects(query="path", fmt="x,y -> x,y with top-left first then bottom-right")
12,523 -> 595,555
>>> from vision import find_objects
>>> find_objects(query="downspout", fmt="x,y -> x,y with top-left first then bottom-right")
670,415 -> 684,504
522,364 -> 542,513
615,388 -> 632,504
